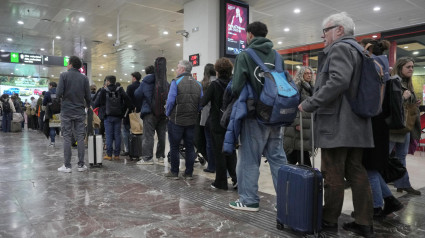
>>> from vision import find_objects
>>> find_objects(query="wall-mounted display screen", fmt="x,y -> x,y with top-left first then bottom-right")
220,0 -> 249,58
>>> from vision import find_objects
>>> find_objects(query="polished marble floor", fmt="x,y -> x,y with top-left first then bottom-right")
0,128 -> 424,237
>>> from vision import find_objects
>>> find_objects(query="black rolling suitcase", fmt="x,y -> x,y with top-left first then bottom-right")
276,116 -> 323,235
129,133 -> 143,160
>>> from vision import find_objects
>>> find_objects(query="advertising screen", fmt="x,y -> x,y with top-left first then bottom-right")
225,2 -> 248,56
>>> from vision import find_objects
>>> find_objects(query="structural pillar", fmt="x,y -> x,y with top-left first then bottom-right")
183,0 -> 220,80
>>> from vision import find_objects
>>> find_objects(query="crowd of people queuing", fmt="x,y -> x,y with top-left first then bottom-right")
1,11 -> 423,238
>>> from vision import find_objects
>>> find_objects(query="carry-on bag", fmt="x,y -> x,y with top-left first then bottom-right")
276,116 -> 323,235
128,133 -> 143,160
87,108 -> 103,167
11,121 -> 22,132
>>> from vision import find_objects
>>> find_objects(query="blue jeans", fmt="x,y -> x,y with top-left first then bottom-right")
237,118 -> 287,205
2,112 -> 12,132
105,116 -> 122,156
204,122 -> 215,171
389,133 -> 411,189
367,170 -> 392,208
50,128 -> 57,143
168,121 -> 195,175
121,123 -> 130,152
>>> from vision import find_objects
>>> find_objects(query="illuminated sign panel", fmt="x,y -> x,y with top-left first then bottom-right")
20,53 -> 43,64
10,52 -> 19,63
189,54 -> 200,66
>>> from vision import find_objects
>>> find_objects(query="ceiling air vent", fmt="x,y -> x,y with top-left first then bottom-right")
92,40 -> 103,44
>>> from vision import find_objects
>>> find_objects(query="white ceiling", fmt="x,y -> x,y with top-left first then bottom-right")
0,0 -> 425,86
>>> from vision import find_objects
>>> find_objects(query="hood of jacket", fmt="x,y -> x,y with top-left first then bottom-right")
248,37 -> 273,54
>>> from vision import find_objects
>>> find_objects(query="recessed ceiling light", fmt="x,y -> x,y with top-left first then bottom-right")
17,20 -> 24,25
296,65 -> 301,69
11,72 -> 14,75
103,54 -> 107,57
373,6 -> 381,11
83,46 -> 87,50
293,8 -> 300,14
120,78 -> 122,81
100,66 -> 104,69
176,43 -> 181,47
171,69 -> 175,72
128,81 -> 130,83
107,33 -> 113,37
16,68 -> 19,71
404,46 -> 408,49
51,75 -> 54,77
413,51 -> 419,55
142,69 -> 145,72
99,73 -> 102,76
284,28 -> 290,32
43,68 -> 46,70
113,69 -> 117,73
7,38 -> 12,41
372,35 -> 378,38
131,65 -> 135,68
163,31 -> 169,35
128,45 -> 132,48
55,36 -> 61,39
78,17 -> 85,22
278,41 -> 282,45
124,73 -> 128,76
98,79 -> 101,81
40,48 -> 45,51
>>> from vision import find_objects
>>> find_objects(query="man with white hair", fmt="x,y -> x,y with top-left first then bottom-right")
299,12 -> 374,237
164,60 -> 203,180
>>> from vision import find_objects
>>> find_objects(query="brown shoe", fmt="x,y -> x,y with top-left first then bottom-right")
103,155 -> 112,160
113,155 -> 120,160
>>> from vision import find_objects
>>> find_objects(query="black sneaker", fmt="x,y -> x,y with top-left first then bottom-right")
182,173 -> 193,180
322,220 -> 338,230
381,196 -> 404,216
164,171 -> 179,180
343,222 -> 374,238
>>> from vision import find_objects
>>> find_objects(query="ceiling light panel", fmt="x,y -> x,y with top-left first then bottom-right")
398,42 -> 425,51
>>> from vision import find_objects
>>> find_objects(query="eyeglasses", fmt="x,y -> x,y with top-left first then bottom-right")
322,25 -> 339,35
304,72 -> 313,75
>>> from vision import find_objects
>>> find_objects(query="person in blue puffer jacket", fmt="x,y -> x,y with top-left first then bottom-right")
222,83 -> 256,154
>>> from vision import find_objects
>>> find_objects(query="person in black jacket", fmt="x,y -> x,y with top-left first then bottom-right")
121,72 -> 141,156
201,57 -> 237,190
94,75 -> 133,160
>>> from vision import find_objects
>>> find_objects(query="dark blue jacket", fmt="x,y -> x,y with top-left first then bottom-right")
223,83 -> 256,154
126,81 -> 141,112
134,74 -> 155,119
43,87 -> 57,106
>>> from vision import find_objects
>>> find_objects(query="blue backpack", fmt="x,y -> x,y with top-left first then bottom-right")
341,40 -> 389,118
246,49 -> 300,126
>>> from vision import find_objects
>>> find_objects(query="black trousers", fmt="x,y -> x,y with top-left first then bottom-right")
211,129 -> 237,189
286,150 -> 312,167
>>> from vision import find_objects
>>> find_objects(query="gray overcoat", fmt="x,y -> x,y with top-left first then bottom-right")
301,36 -> 374,148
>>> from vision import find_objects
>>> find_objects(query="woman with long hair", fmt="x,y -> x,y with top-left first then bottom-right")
200,63 -> 217,173
284,66 -> 314,166
389,57 -> 421,195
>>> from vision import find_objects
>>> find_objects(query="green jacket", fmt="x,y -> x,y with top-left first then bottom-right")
231,37 -> 284,97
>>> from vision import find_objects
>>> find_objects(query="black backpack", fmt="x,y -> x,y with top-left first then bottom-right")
49,94 -> 61,114
2,99 -> 11,113
105,87 -> 123,117
385,76 -> 405,129
151,57 -> 169,118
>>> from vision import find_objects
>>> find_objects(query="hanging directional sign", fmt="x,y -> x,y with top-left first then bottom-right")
19,53 -> 43,65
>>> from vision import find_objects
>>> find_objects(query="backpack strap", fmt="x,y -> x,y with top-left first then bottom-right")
246,49 -> 283,73
341,39 -> 366,55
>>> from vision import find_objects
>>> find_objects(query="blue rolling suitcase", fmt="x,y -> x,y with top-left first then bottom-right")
276,116 -> 323,235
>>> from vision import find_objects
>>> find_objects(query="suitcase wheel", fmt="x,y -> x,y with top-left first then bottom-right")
276,222 -> 284,230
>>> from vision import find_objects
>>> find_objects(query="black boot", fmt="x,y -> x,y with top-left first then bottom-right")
381,196 -> 404,216
343,222 -> 374,238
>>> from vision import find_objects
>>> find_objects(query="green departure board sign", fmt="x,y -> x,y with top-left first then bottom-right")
10,52 -> 19,63
64,56 -> 69,66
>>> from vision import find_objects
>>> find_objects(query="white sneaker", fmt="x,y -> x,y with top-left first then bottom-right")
77,164 -> 88,172
157,157 -> 165,164
136,160 -> 154,165
49,143 -> 55,147
58,165 -> 71,173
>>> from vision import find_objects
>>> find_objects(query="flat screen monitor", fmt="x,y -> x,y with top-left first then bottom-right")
220,0 -> 249,58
